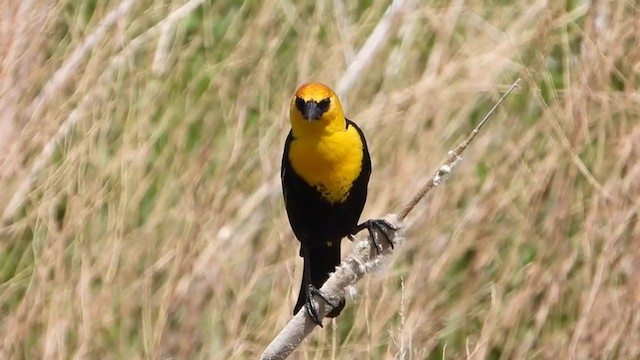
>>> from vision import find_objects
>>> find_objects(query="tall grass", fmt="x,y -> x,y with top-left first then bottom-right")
1,0 -> 638,359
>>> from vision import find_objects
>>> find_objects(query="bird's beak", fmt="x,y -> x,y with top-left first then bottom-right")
301,101 -> 323,121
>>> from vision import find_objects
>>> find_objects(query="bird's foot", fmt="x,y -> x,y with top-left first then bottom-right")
306,284 -> 339,327
353,218 -> 397,254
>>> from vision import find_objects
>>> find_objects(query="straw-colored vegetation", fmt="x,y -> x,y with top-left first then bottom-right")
1,0 -> 638,359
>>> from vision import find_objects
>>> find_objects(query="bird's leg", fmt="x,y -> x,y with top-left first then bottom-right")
303,248 -> 339,327
352,219 -> 397,253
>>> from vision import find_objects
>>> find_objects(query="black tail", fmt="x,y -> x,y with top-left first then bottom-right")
294,242 -> 346,317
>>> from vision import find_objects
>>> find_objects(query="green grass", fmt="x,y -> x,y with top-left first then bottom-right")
1,0 -> 639,359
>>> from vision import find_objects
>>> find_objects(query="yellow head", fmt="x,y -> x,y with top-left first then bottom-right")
289,83 -> 345,138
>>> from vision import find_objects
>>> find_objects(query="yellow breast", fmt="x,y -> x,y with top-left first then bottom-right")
289,126 -> 364,204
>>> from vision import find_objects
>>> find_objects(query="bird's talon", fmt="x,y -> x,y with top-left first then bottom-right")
305,303 -> 322,326
305,292 -> 323,326
354,218 -> 396,252
305,284 -> 340,326
374,221 -> 395,249
368,224 -> 382,254
380,220 -> 398,231
310,286 -> 338,308
367,236 -> 381,254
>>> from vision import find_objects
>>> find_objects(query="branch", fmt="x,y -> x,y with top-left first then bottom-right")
260,78 -> 521,360
397,78 -> 522,220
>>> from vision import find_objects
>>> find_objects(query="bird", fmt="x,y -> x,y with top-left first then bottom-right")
281,82 -> 396,326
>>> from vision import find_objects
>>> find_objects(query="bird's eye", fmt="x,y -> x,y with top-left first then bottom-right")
317,98 -> 331,112
295,97 -> 305,113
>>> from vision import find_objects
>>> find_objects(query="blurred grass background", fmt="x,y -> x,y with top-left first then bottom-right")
1,0 -> 639,358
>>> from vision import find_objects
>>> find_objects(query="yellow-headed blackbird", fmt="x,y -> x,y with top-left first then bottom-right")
281,83 -> 395,325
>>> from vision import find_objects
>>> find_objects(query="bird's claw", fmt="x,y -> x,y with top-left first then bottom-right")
354,218 -> 397,254
305,284 -> 338,327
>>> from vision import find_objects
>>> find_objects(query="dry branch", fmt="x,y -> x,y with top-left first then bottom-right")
260,78 -> 521,360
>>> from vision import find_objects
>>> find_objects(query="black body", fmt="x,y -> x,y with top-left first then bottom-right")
281,119 -> 371,317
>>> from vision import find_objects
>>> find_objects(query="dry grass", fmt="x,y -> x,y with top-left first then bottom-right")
1,0 -> 639,359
